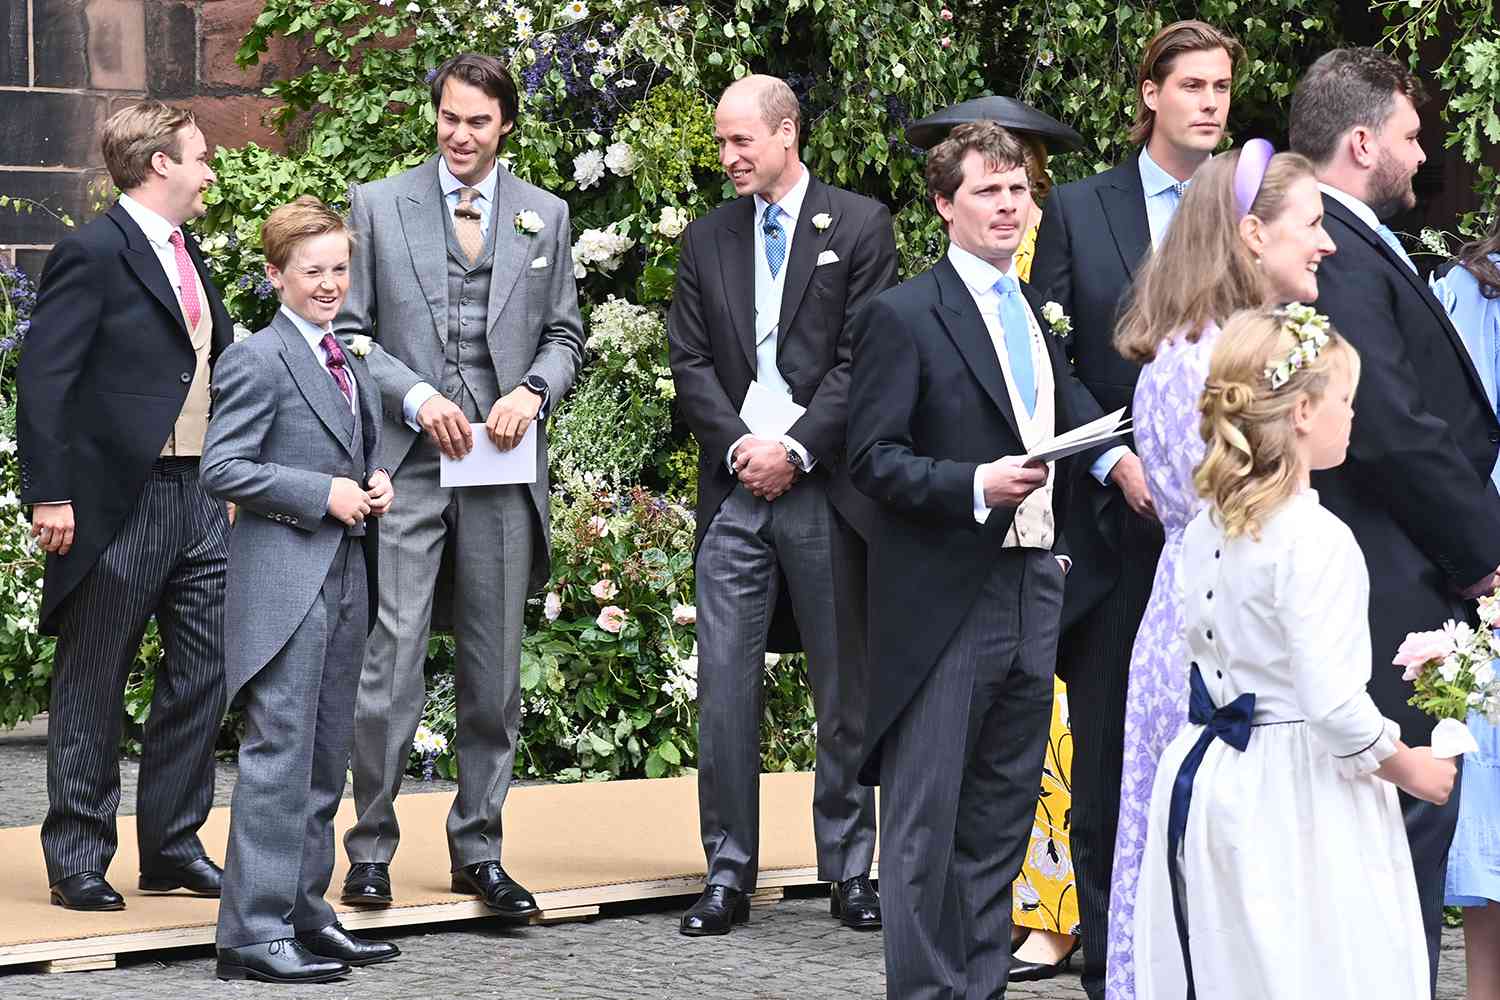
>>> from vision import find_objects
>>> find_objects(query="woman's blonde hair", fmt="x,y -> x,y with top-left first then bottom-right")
1194,305 -> 1360,539
1114,148 -> 1317,363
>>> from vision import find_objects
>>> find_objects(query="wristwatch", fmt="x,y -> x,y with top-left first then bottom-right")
521,374 -> 548,398
781,441 -> 807,472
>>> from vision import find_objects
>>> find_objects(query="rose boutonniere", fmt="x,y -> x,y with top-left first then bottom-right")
1041,301 -> 1072,338
811,212 -> 832,231
343,334 -> 373,358
514,210 -> 545,236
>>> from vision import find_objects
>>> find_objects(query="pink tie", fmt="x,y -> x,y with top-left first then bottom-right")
167,230 -> 202,329
320,333 -> 354,405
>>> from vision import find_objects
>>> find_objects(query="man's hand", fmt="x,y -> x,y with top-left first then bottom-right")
366,470 -> 394,517
31,503 -> 75,555
733,437 -> 797,501
1109,452 -> 1157,521
328,477 -> 372,527
982,456 -> 1049,509
417,395 -> 473,460
486,384 -> 543,452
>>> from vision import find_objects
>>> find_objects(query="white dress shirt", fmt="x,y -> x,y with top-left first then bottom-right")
1318,182 -> 1380,232
438,156 -> 498,240
118,193 -> 188,298
281,305 -> 357,413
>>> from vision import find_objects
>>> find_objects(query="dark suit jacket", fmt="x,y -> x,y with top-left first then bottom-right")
667,174 -> 898,650
1030,154 -> 1162,632
17,202 -> 233,634
846,256 -> 1100,783
1309,194 -> 1500,746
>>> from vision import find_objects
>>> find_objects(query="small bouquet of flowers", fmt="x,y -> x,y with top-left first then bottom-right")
1392,591 -> 1500,757
412,725 -> 450,781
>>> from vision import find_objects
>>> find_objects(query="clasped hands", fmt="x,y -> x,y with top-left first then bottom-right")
328,470 -> 394,527
733,437 -> 798,501
417,385 -> 541,460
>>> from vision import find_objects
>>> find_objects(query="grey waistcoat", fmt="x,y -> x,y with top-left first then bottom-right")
442,204 -> 501,421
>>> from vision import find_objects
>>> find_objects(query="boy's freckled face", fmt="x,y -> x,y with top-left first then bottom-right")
267,232 -> 350,328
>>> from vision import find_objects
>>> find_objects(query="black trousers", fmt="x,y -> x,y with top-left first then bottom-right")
42,459 -> 228,884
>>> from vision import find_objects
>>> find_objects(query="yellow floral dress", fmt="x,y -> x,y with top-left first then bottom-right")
1011,216 -> 1080,936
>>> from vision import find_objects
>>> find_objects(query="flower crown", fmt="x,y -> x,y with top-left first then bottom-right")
1263,303 -> 1332,390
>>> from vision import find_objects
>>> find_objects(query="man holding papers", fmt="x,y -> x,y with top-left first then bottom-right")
667,74 -> 897,936
333,53 -> 583,916
846,122 -> 1116,999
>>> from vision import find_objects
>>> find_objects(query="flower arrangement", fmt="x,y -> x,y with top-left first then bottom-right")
1263,303 -> 1331,391
1392,591 -> 1500,755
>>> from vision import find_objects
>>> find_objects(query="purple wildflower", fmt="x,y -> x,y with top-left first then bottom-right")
253,278 -> 276,300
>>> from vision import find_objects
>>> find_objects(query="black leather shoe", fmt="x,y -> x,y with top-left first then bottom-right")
679,885 -> 749,936
1008,937 -> 1080,982
342,862 -> 392,907
297,922 -> 400,966
139,856 -> 222,897
451,861 -> 540,923
49,872 -> 125,911
216,939 -> 349,983
830,874 -> 881,930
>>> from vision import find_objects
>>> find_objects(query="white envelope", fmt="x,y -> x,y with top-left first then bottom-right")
529,256 -> 549,269
816,250 -> 840,266
739,380 -> 807,437
440,422 -> 538,487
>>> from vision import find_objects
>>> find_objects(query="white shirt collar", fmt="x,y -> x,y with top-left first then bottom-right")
1318,182 -> 1381,232
1138,147 -> 1183,199
117,193 -> 180,249
946,242 -> 1017,296
438,156 -> 499,203
279,304 -> 333,351
752,165 -> 811,226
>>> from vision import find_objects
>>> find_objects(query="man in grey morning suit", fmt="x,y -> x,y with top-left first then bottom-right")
336,52 -> 584,917
667,75 -> 897,936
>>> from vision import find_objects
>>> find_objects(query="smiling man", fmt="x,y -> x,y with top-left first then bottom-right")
334,51 -> 583,919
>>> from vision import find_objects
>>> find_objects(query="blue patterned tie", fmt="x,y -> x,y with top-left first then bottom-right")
1376,224 -> 1418,274
762,204 -> 787,278
994,276 -> 1036,416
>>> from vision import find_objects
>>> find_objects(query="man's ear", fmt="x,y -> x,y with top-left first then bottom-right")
1347,125 -> 1377,170
1141,79 -> 1160,114
934,194 -> 955,227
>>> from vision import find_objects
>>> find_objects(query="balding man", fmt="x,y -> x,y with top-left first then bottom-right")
667,75 -> 898,936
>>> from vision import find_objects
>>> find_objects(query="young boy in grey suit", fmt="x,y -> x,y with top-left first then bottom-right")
202,197 -> 432,983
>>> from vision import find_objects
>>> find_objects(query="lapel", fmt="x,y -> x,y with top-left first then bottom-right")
1021,281 -> 1072,419
396,158 -> 451,345
484,166 -> 534,339
776,176 -> 833,343
1323,196 -> 1491,403
717,197 -> 759,370
931,257 -> 1021,442
271,311 -> 357,457
180,226 -> 232,357
1096,156 -> 1152,278
110,202 -> 192,339
347,350 -> 380,469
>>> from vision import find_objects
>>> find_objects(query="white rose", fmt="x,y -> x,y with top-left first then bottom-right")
514,209 -> 545,234
1042,301 -> 1064,324
811,212 -> 832,231
603,141 -> 637,176
656,205 -> 689,239
543,591 -> 563,621
573,149 -> 606,190
672,603 -> 696,625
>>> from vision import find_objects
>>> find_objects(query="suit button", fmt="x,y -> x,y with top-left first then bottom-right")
1489,431 -> 1499,444
180,372 -> 192,383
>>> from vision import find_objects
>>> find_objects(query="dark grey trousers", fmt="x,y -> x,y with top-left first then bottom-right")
880,550 -> 1062,1000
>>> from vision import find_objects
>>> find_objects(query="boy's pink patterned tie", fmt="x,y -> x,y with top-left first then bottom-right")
320,333 -> 354,405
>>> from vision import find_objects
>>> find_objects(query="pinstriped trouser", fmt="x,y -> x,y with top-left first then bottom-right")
42,460 -> 228,884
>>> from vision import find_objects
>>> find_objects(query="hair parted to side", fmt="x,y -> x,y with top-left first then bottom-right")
926,121 -> 1028,207
1194,305 -> 1360,539
1289,48 -> 1427,166
1131,21 -> 1244,146
260,195 -> 351,271
101,101 -> 197,192
1115,147 -> 1317,363
429,52 -> 521,128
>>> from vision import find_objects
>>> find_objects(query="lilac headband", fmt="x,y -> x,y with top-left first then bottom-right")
1233,138 -> 1276,218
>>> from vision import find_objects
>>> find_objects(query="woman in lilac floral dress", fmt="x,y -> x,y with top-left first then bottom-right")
1102,142 -> 1335,999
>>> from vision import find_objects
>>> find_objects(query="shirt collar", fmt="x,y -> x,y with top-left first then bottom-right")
1318,182 -> 1381,232
438,156 -> 499,204
279,304 -> 332,351
117,193 -> 180,249
1138,147 -> 1185,199
753,165 -> 811,225
946,242 -> 1016,296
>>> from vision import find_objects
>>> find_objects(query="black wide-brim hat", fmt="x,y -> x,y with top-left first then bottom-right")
905,96 -> 1085,152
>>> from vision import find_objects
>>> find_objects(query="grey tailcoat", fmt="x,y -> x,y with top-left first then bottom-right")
201,313 -> 420,702
334,155 -> 585,594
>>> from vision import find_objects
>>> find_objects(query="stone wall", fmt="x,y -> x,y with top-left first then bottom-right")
0,0 -> 301,274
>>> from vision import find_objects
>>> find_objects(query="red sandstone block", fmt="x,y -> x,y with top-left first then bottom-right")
201,0 -> 306,89
183,94 -> 286,152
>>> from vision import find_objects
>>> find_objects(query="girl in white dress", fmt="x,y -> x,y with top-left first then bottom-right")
1132,304 -> 1457,999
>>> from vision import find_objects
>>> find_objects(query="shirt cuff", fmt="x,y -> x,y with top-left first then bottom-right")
779,436 -> 817,472
1091,445 -> 1130,486
727,434 -> 753,475
1332,718 -> 1402,779
973,464 -> 992,524
402,383 -> 441,433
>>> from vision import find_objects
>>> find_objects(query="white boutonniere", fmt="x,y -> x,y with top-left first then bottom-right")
344,335 -> 373,358
514,210 -> 545,236
811,213 -> 832,231
1041,301 -> 1072,338
232,323 -> 252,342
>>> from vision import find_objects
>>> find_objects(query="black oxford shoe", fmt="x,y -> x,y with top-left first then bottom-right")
830,874 -> 881,930
139,855 -> 222,897
297,921 -> 400,966
50,871 -> 125,911
216,939 -> 349,984
342,861 -> 393,907
679,884 -> 749,936
452,861 -> 540,923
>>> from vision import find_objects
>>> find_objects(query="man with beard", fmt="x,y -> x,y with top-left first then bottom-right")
1291,47 -> 1500,996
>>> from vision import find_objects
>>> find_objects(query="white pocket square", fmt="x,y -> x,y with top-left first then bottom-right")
816,250 -> 840,266
530,256 -> 549,269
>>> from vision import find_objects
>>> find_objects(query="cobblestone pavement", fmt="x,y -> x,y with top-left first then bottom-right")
0,720 -> 1472,999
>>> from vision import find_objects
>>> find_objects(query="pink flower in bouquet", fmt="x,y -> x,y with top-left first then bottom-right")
596,605 -> 627,634
672,603 -> 696,625
1393,628 -> 1455,682
591,578 -> 619,602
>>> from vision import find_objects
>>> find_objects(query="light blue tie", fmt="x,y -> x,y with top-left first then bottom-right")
762,204 -> 787,278
1376,224 -> 1418,274
994,276 -> 1036,416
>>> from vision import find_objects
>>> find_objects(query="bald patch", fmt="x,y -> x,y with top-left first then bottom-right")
718,74 -> 801,139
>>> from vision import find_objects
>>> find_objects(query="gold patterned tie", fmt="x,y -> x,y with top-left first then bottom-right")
453,186 -> 484,264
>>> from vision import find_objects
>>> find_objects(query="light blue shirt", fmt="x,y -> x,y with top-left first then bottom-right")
438,157 -> 499,240
1431,256 -> 1500,490
1138,147 -> 1188,250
